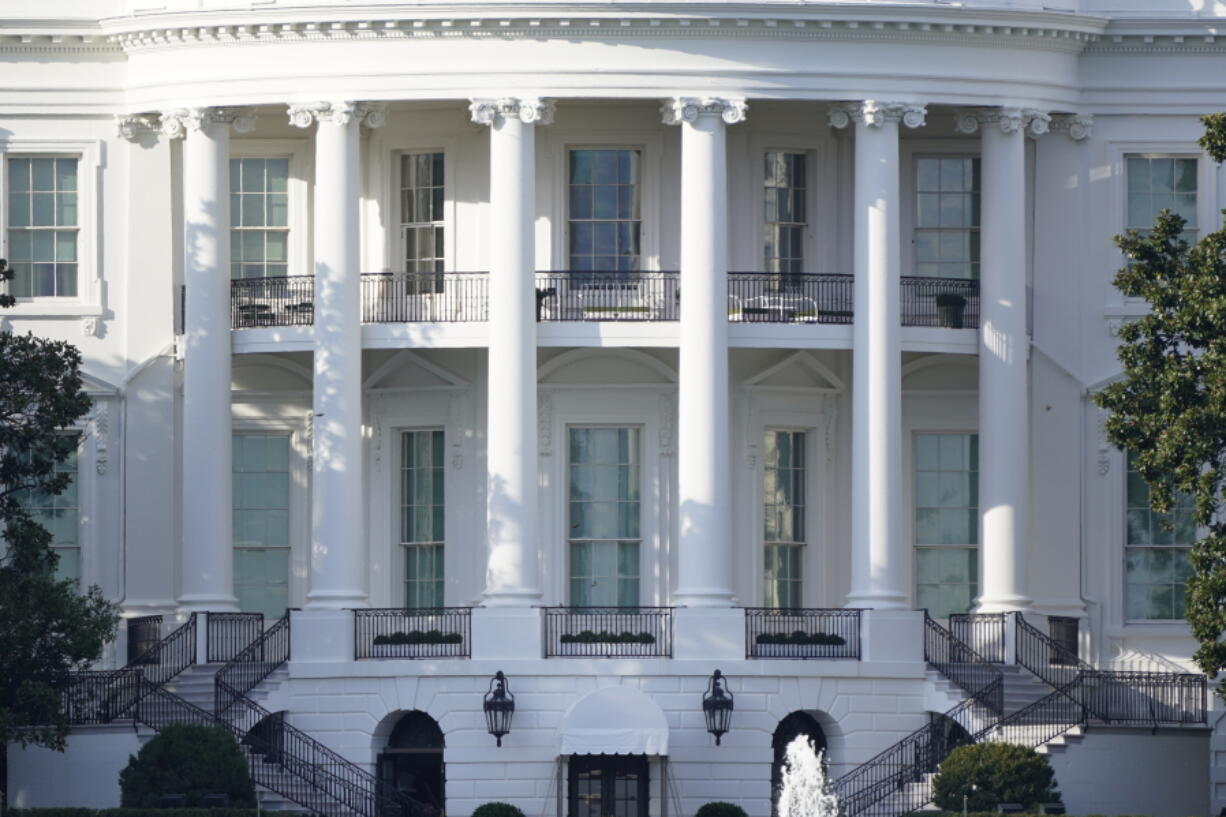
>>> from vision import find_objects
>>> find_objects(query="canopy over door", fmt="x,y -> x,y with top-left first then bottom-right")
558,685 -> 670,756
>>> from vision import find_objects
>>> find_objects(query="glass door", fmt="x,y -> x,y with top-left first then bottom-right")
568,755 -> 649,817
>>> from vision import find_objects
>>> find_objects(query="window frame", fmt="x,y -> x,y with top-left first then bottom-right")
0,140 -> 101,316
1122,450 -> 1196,624
397,151 -> 447,276
366,133 -> 457,274
910,430 -> 981,619
760,149 -> 813,275
229,139 -> 310,280
900,142 -> 983,288
762,427 -> 808,609
564,146 -> 645,275
397,427 -> 447,609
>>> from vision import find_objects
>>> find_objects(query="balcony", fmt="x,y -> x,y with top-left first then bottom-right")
744,608 -> 862,659
543,606 -> 673,658
354,607 -> 472,660
226,272 -> 979,329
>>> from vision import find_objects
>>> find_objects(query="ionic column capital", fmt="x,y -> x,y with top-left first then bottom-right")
469,98 -> 556,127
661,97 -> 748,126
828,101 -> 927,130
955,107 -> 1050,137
1050,113 -> 1094,141
159,107 -> 257,139
116,113 -> 161,142
288,101 -> 386,129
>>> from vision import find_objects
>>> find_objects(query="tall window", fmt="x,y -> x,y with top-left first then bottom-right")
1126,156 -> 1198,241
764,152 -> 807,274
915,433 -> 979,618
19,435 -> 80,586
7,156 -> 78,297
1126,452 -> 1195,620
401,430 -> 445,608
233,434 -> 291,619
764,430 -> 806,608
568,149 -> 641,272
569,427 -> 640,607
229,158 -> 289,279
401,152 -> 445,275
914,157 -> 980,279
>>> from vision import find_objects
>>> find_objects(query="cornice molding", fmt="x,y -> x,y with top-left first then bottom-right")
98,11 -> 1104,56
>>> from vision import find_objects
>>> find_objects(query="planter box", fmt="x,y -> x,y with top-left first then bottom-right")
751,642 -> 852,659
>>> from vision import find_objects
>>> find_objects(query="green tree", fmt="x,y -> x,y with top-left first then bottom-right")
931,743 -> 1061,812
0,257 -> 119,750
119,723 -> 256,807
1094,117 -> 1226,695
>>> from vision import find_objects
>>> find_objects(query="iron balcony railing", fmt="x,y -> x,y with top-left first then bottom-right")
126,615 -> 162,666
59,668 -> 144,725
354,608 -> 472,660
361,272 -> 489,323
231,276 -> 315,327
535,271 -> 680,321
744,608 -> 861,659
948,613 -> 1007,663
206,612 -> 264,663
727,273 -> 853,324
214,612 -> 291,717
900,276 -> 980,328
544,607 -> 673,658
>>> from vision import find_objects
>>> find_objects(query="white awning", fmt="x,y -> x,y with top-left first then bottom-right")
558,686 -> 670,756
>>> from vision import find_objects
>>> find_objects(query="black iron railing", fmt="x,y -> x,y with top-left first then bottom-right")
1014,613 -> 1094,692
544,607 -> 673,658
535,271 -> 679,321
206,612 -> 264,663
126,615 -> 162,666
900,276 -> 980,328
361,272 -> 488,323
60,668 -> 143,725
924,612 -> 1003,713
975,679 -> 1087,751
214,612 -> 290,717
948,613 -> 1006,663
131,612 -> 198,689
727,273 -> 853,324
1079,669 -> 1207,727
354,608 -> 471,660
230,276 -> 315,327
744,608 -> 861,659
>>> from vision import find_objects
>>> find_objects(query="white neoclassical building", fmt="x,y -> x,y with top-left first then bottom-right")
3,1 -> 1225,816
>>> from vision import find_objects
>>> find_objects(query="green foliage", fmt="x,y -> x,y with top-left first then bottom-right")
372,630 -> 463,645
1199,113 -> 1226,164
559,629 -> 656,644
119,724 -> 257,808
931,743 -> 1061,812
694,803 -> 748,817
470,803 -> 526,817
1093,180 -> 1226,692
754,630 -> 846,646
0,256 -> 119,750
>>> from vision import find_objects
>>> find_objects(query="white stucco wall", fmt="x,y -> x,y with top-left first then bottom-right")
6,727 -> 144,809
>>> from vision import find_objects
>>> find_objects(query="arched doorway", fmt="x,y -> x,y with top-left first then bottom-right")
377,711 -> 445,814
771,711 -> 827,815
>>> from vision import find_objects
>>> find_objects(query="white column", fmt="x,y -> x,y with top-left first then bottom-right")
663,97 -> 747,608
164,107 -> 254,613
957,108 -> 1047,613
289,102 -> 385,609
830,101 -> 926,610
470,98 -> 552,606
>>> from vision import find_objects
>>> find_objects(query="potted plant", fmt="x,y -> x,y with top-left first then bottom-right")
934,292 -> 967,329
753,630 -> 847,658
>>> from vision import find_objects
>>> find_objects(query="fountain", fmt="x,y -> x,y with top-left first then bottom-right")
776,734 -> 841,817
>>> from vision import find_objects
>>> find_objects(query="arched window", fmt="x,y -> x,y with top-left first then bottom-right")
378,711 -> 445,814
771,711 -> 827,816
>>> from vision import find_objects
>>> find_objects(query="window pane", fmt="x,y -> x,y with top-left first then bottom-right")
401,152 -> 445,273
569,149 -> 641,272
232,434 -> 292,616
916,433 -> 979,613
1124,451 -> 1194,620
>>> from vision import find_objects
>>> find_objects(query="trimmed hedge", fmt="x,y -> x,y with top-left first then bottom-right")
754,630 -> 846,646
118,724 -> 256,808
559,630 -> 656,644
695,803 -> 748,817
470,803 -> 526,817
932,744 -> 1061,813
372,630 -> 463,645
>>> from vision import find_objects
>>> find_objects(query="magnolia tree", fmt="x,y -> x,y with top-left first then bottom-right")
776,735 -> 841,817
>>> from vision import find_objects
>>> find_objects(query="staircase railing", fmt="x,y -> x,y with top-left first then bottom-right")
131,612 -> 198,689
215,612 -> 290,716
1014,613 -> 1206,726
211,611 -> 436,817
924,612 -> 1003,714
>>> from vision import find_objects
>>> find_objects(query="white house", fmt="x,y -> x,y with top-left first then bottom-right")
2,1 -> 1224,816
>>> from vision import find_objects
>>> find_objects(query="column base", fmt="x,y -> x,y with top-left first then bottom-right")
290,609 -> 355,662
177,594 -> 239,614
305,589 -> 368,610
672,588 -> 735,609
481,588 -> 543,607
673,607 -> 744,661
975,595 -> 1032,614
471,607 -> 543,660
844,590 -> 910,611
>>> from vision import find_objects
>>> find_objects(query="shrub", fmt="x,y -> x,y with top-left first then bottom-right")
695,803 -> 747,817
754,631 -> 846,646
471,803 -> 526,817
118,723 -> 256,808
372,630 -> 463,645
932,743 -> 1061,812
558,629 -> 655,644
